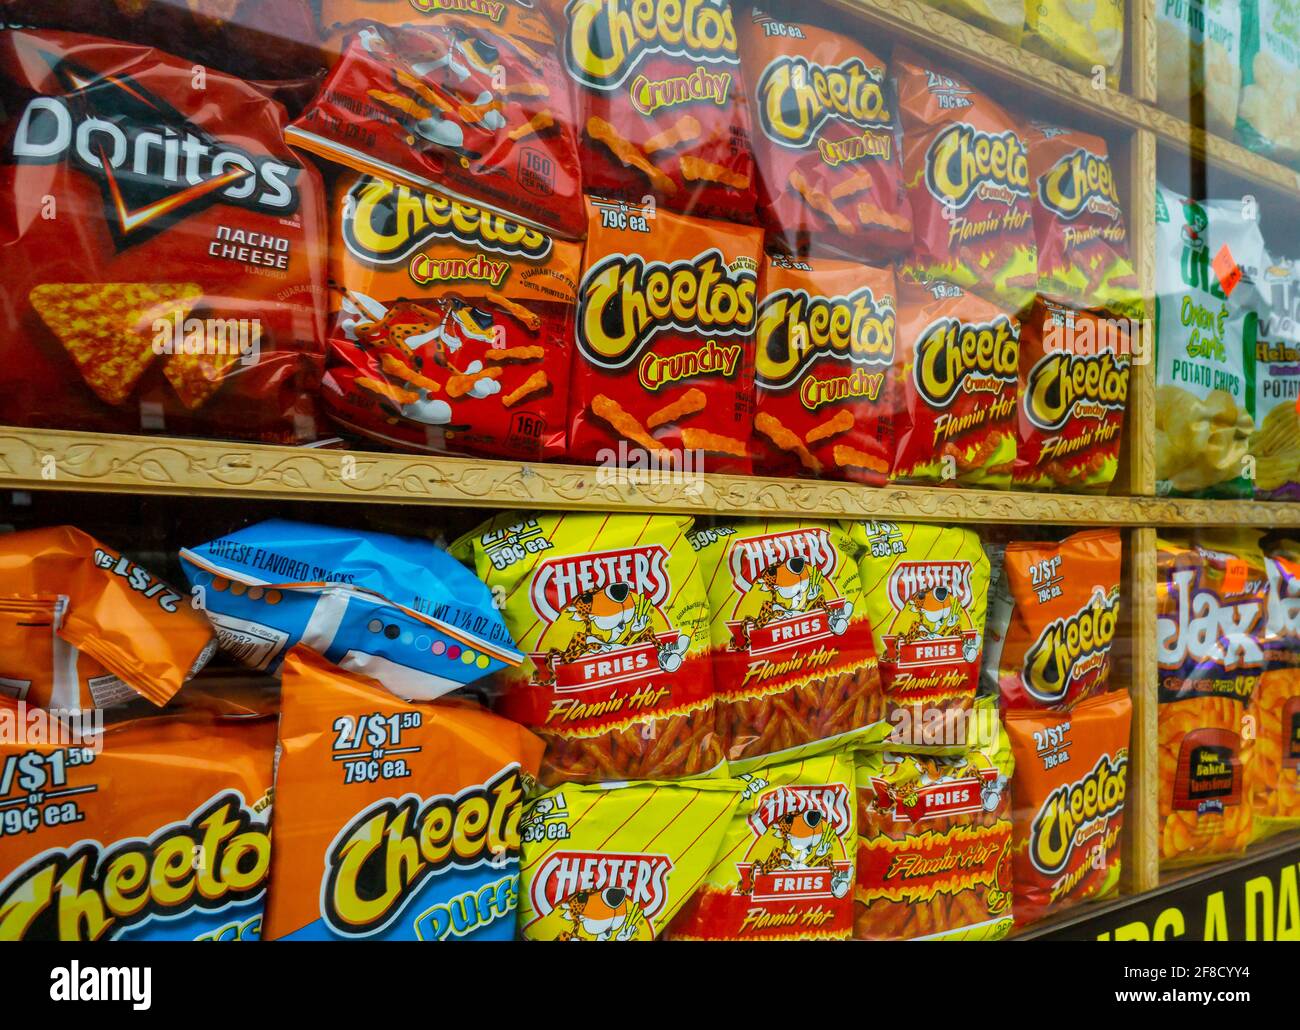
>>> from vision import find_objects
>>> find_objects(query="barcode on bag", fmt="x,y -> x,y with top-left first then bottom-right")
206,611 -> 289,670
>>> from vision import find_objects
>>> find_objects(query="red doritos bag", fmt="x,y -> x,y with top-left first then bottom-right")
0,29 -> 327,443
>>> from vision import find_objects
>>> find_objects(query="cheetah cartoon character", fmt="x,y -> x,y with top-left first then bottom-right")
736,556 -> 851,649
537,582 -> 690,683
743,809 -> 851,899
887,585 -> 981,664
556,887 -> 645,941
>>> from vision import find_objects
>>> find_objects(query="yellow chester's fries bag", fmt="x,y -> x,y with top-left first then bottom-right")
518,777 -> 744,940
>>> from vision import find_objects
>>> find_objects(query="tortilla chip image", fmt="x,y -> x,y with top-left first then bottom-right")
164,350 -> 241,410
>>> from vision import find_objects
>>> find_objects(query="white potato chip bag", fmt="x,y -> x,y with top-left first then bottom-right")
1156,0 -> 1242,136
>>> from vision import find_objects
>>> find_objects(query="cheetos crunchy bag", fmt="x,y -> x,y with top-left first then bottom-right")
518,775 -> 744,940
1249,538 -> 1300,842
452,512 -> 723,785
667,753 -> 857,940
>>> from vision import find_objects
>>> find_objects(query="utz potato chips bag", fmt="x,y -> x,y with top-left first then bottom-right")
1024,0 -> 1125,88
323,174 -> 578,460
1238,0 -> 1300,165
1249,257 -> 1300,499
569,198 -> 763,475
688,520 -> 883,768
667,754 -> 857,940
1157,532 -> 1264,866
452,512 -> 723,785
738,7 -> 911,260
0,702 -> 275,940
922,0 -> 1025,44
753,255 -> 896,484
517,775 -> 744,939
893,277 -> 1019,488
1006,690 -> 1131,926
895,48 -> 1037,313
1156,0 -> 1241,136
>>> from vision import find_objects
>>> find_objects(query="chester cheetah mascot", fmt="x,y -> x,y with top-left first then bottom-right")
736,556 -> 851,650
741,809 -> 852,899
884,584 -> 980,664
555,887 -> 645,941
537,582 -> 690,683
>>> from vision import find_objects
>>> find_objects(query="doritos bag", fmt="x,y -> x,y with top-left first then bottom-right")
1249,257 -> 1300,500
892,276 -> 1019,488
290,2 -> 584,237
1006,690 -> 1131,927
570,197 -> 763,475
0,29 -> 327,443
895,48 -> 1037,313
982,529 -> 1123,711
0,526 -> 216,708
452,512 -> 723,785
1023,0 -> 1125,89
0,702 -> 275,940
667,753 -> 857,940
753,255 -> 896,484
556,0 -> 757,222
688,520 -> 883,769
323,173 -> 578,460
262,647 -> 542,940
180,519 -> 521,698
738,7 -> 912,260
1249,538 -> 1300,841
517,775 -> 744,939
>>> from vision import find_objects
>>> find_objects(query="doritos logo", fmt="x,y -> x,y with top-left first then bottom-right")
755,55 -> 891,149
1028,751 -> 1126,876
924,124 -> 1029,211
913,316 -> 1018,409
887,561 -> 973,611
1024,351 -> 1129,431
531,545 -> 672,621
1037,147 -> 1121,222
529,850 -> 673,918
1023,589 -> 1120,705
729,528 -> 837,592
755,285 -> 895,388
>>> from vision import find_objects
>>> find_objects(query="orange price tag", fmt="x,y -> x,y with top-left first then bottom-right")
1213,244 -> 1242,297
1222,557 -> 1248,596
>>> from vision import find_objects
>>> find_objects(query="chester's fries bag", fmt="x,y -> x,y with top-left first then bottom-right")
452,512 -> 724,785
292,2 -> 584,237
1024,0 -> 1125,89
1249,258 -> 1300,499
1249,539 -> 1300,840
323,174 -> 578,460
518,775 -> 744,939
753,255 -> 896,484
667,754 -> 857,940
688,520 -> 883,768
0,702 -> 275,940
556,0 -> 757,223
1156,0 -> 1242,136
569,198 -> 763,475
982,529 -> 1122,711
853,521 -> 990,720
180,519 -> 521,698
1238,0 -> 1300,165
0,527 -> 216,709
738,8 -> 912,260
854,720 -> 1015,941
1157,532 -> 1265,866
895,48 -> 1037,313
0,29 -> 326,442
1006,690 -> 1131,926
921,0 -> 1024,44
893,277 -> 1020,488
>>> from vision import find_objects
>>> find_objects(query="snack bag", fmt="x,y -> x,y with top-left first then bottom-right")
738,8 -> 912,260
0,527 -> 216,708
180,519 -> 521,698
895,48 -> 1037,313
1238,0 -> 1300,165
0,29 -> 327,443
1156,0 -> 1241,136
1014,299 -> 1131,491
1157,532 -> 1264,865
291,2 -> 584,237
982,529 -> 1123,711
1154,184 -> 1264,497
0,703 -> 275,940
893,277 -> 1020,488
556,0 -> 757,222
323,174 -> 578,460
451,512 -> 723,785
688,520 -> 884,768
517,775 -> 744,939
1024,0 -> 1125,88
1005,690 -> 1131,926
668,754 -> 857,940
853,521 -> 990,721
1249,539 -> 1300,840
921,0 -> 1025,44
1249,257 -> 1300,498
753,255 -> 897,483
1027,123 -> 1141,317
569,198 -> 763,475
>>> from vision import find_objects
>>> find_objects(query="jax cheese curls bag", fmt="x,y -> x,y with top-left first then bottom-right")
1023,0 -> 1125,89
1249,539 -> 1300,841
261,647 -> 543,941
557,0 -> 757,222
517,775 -> 744,940
569,198 -> 763,474
0,703 -> 275,940
452,512 -> 723,785
1006,690 -> 1131,927
0,29 -> 327,443
893,277 -> 1020,488
324,174 -> 578,460
894,48 -> 1036,313
738,7 -> 912,260
1249,257 -> 1300,499
982,529 -> 1123,712
753,255 -> 897,484
1157,532 -> 1264,866
667,754 -> 857,941
688,519 -> 884,768
292,1 -> 584,237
